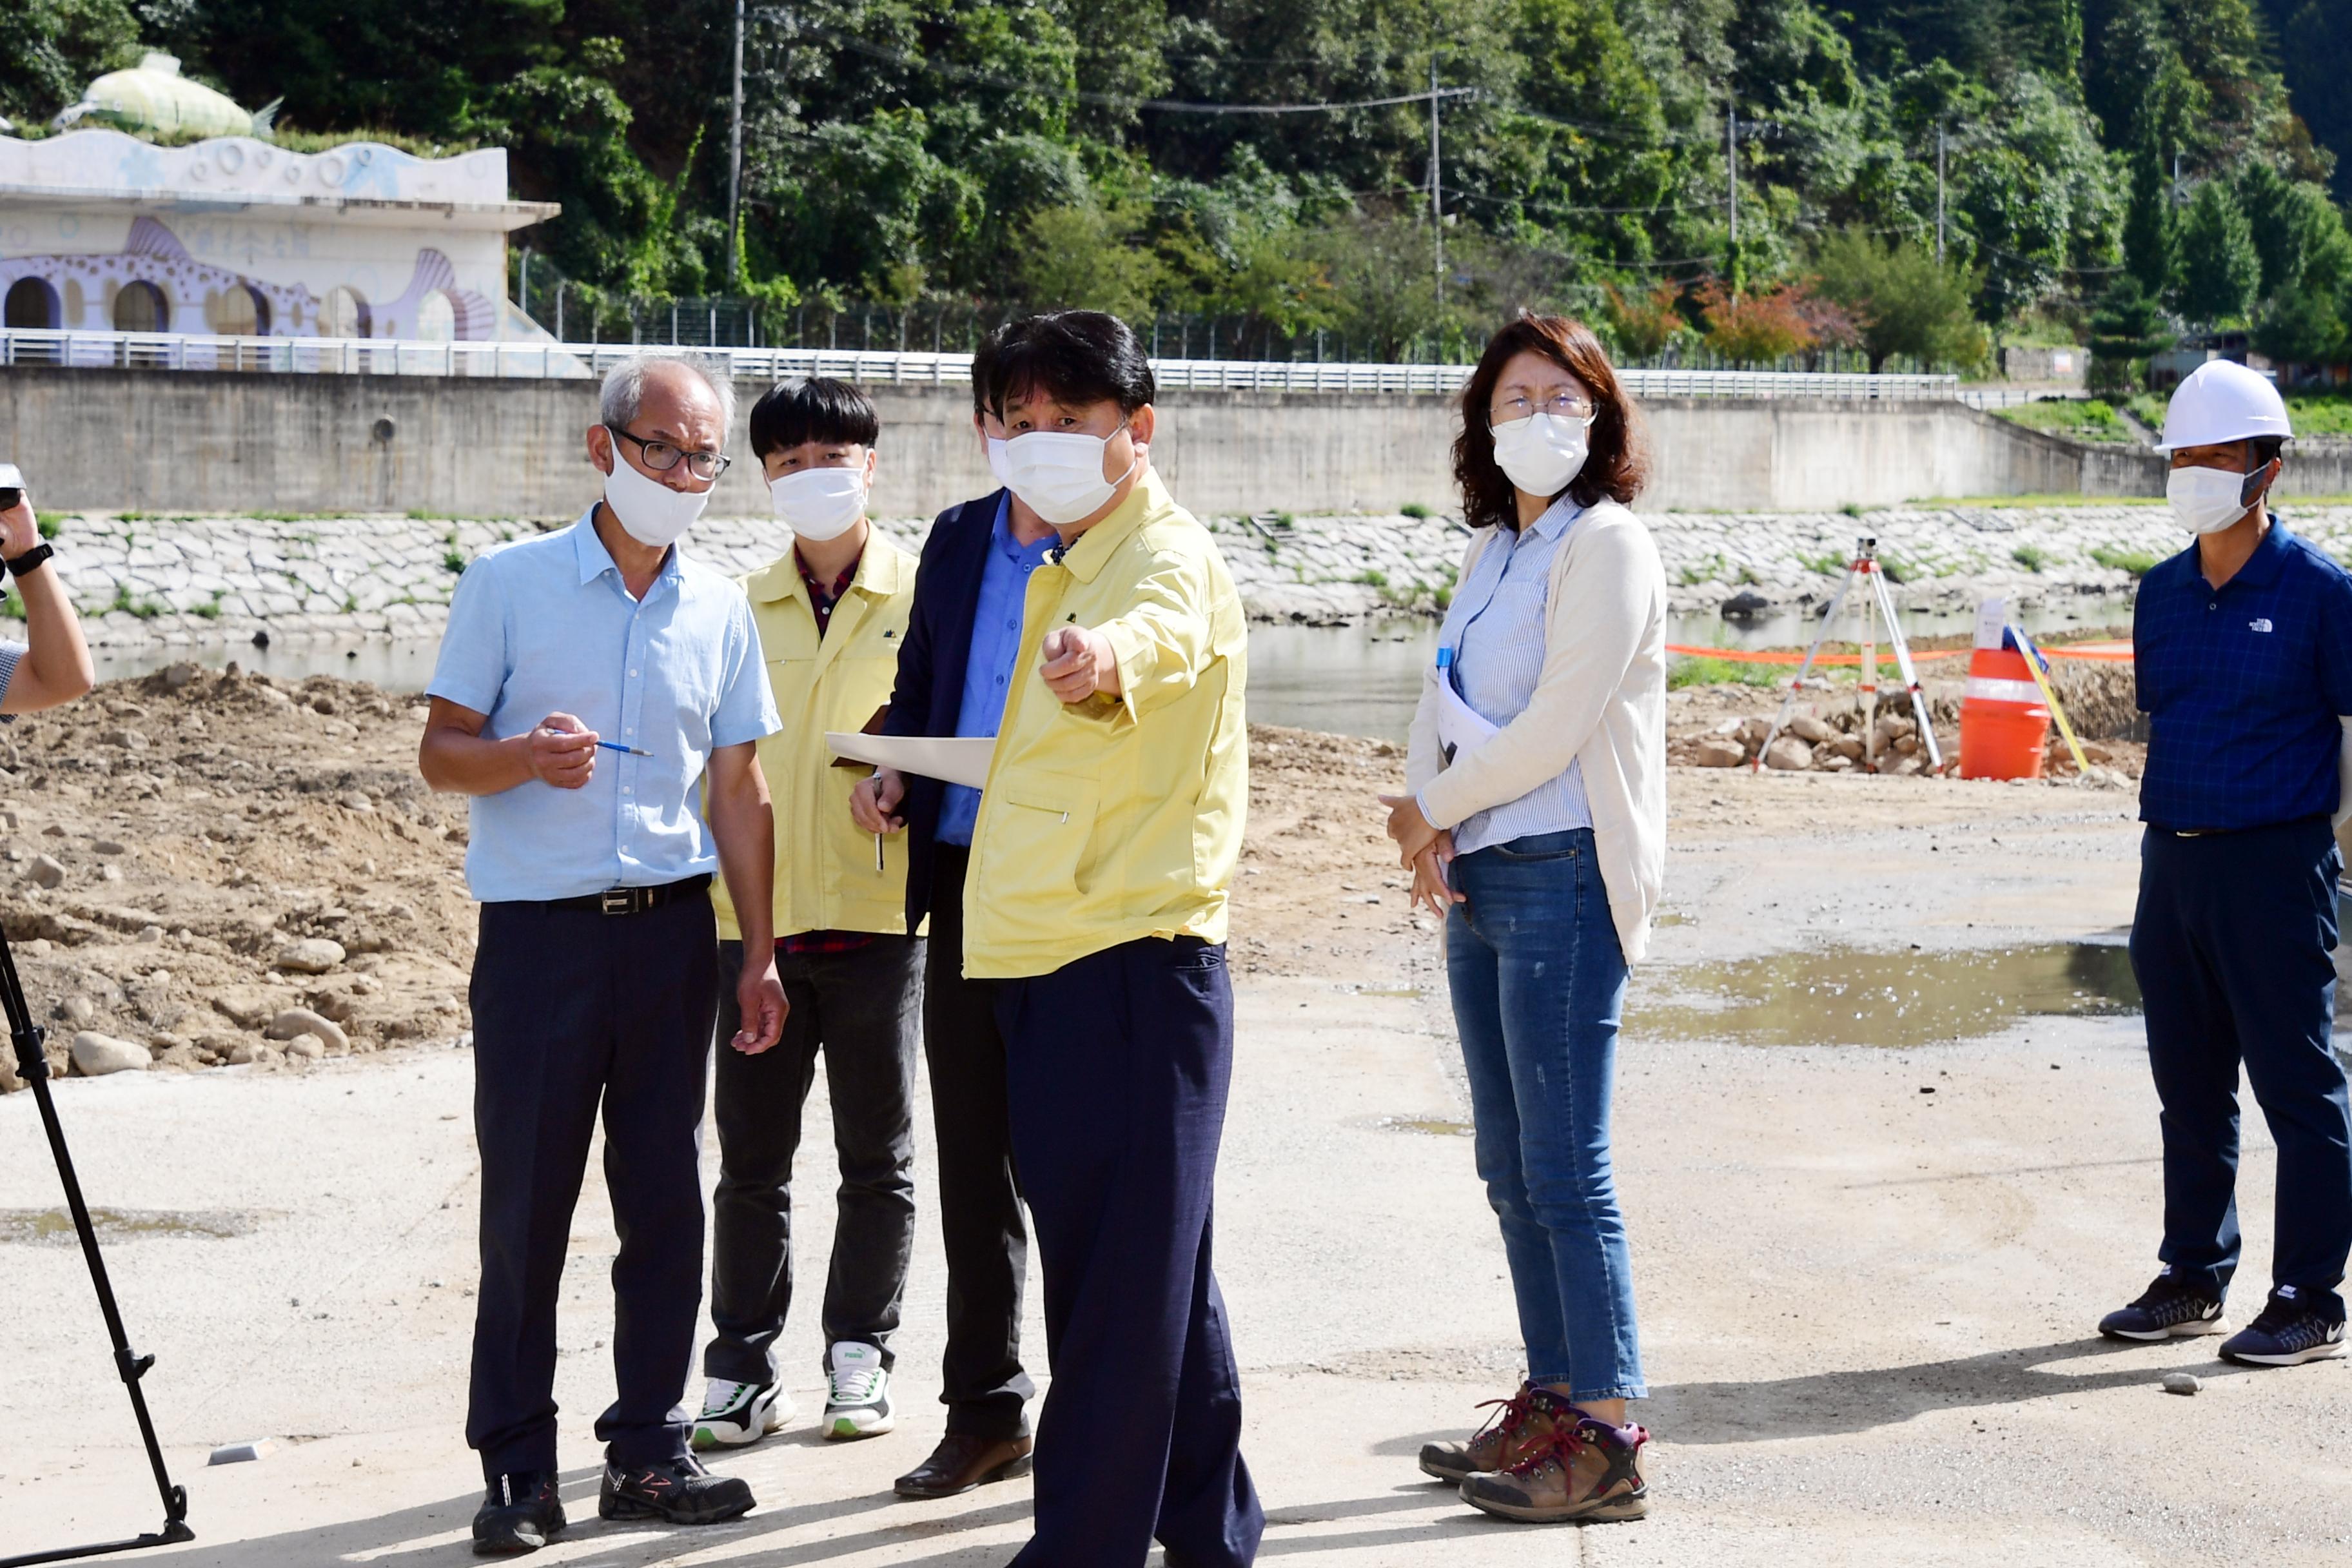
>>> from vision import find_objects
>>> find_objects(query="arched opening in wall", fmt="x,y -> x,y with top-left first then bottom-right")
112,280 -> 168,333
414,291 -> 456,342
209,283 -> 269,337
322,286 -> 371,339
4,278 -> 60,329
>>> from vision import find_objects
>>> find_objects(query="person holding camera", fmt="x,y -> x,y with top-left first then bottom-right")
0,471 -> 95,715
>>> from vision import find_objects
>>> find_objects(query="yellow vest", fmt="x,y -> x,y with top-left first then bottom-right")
963,471 -> 1248,979
712,530 -> 917,941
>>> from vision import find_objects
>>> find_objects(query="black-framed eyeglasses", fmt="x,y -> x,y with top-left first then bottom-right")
610,426 -> 731,482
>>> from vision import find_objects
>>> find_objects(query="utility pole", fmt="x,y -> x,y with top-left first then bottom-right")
725,0 -> 745,285
1429,55 -> 1444,315
1727,103 -> 1738,249
1935,123 -> 1946,266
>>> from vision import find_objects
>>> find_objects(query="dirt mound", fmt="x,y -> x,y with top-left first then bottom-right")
0,663 -> 474,1089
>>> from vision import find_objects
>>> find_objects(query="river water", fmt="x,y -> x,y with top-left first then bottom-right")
86,593 -> 2129,745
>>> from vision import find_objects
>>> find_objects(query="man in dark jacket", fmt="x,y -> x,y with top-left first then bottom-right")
852,330 -> 1058,1496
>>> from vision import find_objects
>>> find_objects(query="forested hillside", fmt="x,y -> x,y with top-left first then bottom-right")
3,0 -> 2347,369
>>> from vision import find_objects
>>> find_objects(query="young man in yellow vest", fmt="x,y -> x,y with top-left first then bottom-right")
963,311 -> 1262,1565
696,378 -> 922,1451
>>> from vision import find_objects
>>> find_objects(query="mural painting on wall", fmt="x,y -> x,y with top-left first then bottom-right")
0,217 -> 495,340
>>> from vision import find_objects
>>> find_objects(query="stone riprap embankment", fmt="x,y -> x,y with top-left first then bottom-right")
32,504 -> 2352,646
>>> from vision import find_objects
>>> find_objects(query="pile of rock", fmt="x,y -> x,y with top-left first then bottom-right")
1680,706 -> 1950,774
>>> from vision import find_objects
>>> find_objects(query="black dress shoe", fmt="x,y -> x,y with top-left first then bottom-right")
473,1471 -> 565,1555
599,1454 -> 756,1524
894,1432 -> 1035,1499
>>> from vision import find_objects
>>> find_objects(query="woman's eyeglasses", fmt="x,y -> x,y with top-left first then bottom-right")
1488,392 -> 1594,427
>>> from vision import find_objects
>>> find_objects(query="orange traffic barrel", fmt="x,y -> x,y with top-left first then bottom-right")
1959,600 -> 2048,779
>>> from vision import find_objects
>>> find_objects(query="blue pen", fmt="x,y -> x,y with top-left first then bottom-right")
596,740 -> 652,758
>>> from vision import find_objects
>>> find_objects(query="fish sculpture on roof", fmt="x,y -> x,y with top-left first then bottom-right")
53,54 -> 280,141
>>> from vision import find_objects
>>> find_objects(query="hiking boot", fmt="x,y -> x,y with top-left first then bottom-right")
2220,1287 -> 2347,1367
598,1455 -> 755,1525
823,1340 -> 895,1439
2097,1274 -> 2226,1341
1417,1384 -> 1569,1484
472,1471 -> 565,1555
694,1378 -> 792,1449
1460,1416 -> 1650,1524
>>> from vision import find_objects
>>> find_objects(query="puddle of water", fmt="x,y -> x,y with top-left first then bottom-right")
0,1207 -> 266,1244
1627,942 -> 2140,1049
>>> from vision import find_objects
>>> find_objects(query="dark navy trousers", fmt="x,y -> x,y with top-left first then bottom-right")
997,936 -> 1264,1568
466,891 -> 718,1478
2130,816 -> 2352,1319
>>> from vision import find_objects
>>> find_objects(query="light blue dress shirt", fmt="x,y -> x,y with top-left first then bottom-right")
1424,495 -> 1594,856
427,510 -> 780,903
937,494 -> 1057,847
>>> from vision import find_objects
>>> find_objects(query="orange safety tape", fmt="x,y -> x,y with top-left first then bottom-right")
1666,642 -> 2135,665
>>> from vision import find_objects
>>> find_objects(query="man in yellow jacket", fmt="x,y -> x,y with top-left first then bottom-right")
696,378 -> 921,1452
964,313 -> 1262,1566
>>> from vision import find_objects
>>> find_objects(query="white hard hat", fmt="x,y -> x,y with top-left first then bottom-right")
2154,359 -> 2292,452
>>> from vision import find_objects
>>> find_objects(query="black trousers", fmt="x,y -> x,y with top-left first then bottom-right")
2132,816 -> 2352,1318
466,890 -> 717,1479
704,935 -> 922,1384
925,845 -> 1035,1438
998,937 -> 1263,1567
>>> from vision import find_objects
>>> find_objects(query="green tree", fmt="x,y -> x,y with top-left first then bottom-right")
2234,161 -> 2349,299
2177,179 -> 2261,322
1810,228 -> 1986,371
2120,134 -> 2179,303
1015,204 -> 1165,318
0,0 -> 139,124
2086,274 -> 2174,395
2251,282 -> 2346,364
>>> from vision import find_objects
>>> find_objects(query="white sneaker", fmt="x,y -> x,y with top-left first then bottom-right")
693,1377 -> 790,1449
823,1341 -> 894,1440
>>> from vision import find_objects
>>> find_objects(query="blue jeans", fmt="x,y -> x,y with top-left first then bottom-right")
1446,828 -> 1645,1400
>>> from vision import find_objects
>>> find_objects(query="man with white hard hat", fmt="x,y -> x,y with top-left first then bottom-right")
2098,358 -> 2352,1368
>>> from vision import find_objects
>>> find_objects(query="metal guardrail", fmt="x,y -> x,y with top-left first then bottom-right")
0,328 -> 1970,400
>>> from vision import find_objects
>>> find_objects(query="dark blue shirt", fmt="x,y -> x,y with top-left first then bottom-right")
936,494 -> 1057,847
2135,518 -> 2352,832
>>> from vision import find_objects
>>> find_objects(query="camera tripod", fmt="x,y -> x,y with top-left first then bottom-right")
1753,534 -> 1945,775
0,925 -> 191,1567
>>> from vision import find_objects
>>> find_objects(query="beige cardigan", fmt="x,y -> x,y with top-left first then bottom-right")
1405,498 -> 1668,963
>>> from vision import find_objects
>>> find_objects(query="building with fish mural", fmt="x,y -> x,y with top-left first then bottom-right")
0,119 -> 557,342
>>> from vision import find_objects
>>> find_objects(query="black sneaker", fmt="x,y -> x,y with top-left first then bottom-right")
2097,1275 -> 2226,1341
472,1471 -> 565,1555
2220,1288 -> 2347,1367
598,1455 -> 756,1525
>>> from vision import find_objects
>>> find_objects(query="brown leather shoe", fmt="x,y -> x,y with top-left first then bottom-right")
892,1433 -> 1035,1499
1459,1416 -> 1650,1522
1417,1384 -> 1569,1484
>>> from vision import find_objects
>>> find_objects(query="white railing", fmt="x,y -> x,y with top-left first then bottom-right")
0,327 -> 1966,400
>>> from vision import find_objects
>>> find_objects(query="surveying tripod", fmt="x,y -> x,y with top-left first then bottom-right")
0,923 -> 192,1567
1753,534 -> 1945,775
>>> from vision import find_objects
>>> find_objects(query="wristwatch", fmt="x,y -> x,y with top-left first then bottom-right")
4,543 -> 52,577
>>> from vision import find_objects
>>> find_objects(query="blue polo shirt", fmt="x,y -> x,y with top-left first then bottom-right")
936,494 -> 1057,847
2135,517 -> 2352,833
427,510 -> 781,902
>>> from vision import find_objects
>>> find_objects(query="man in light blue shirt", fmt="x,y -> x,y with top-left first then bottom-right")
420,351 -> 785,1553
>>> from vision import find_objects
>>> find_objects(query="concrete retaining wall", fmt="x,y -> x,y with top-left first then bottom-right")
8,365 -> 2351,516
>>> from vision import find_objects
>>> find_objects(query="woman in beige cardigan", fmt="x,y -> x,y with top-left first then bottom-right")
1379,315 -> 1667,1524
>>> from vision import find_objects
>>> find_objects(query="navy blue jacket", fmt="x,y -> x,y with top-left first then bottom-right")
882,490 -> 1006,928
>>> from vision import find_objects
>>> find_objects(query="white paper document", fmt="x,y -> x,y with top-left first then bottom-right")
1435,679 -> 1499,757
824,731 -> 997,790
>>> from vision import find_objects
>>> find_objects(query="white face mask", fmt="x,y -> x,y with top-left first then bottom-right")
985,436 -> 1013,487
1490,411 -> 1593,498
2168,464 -> 2259,535
770,465 -> 867,541
602,430 -> 710,548
1004,428 -> 1139,527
